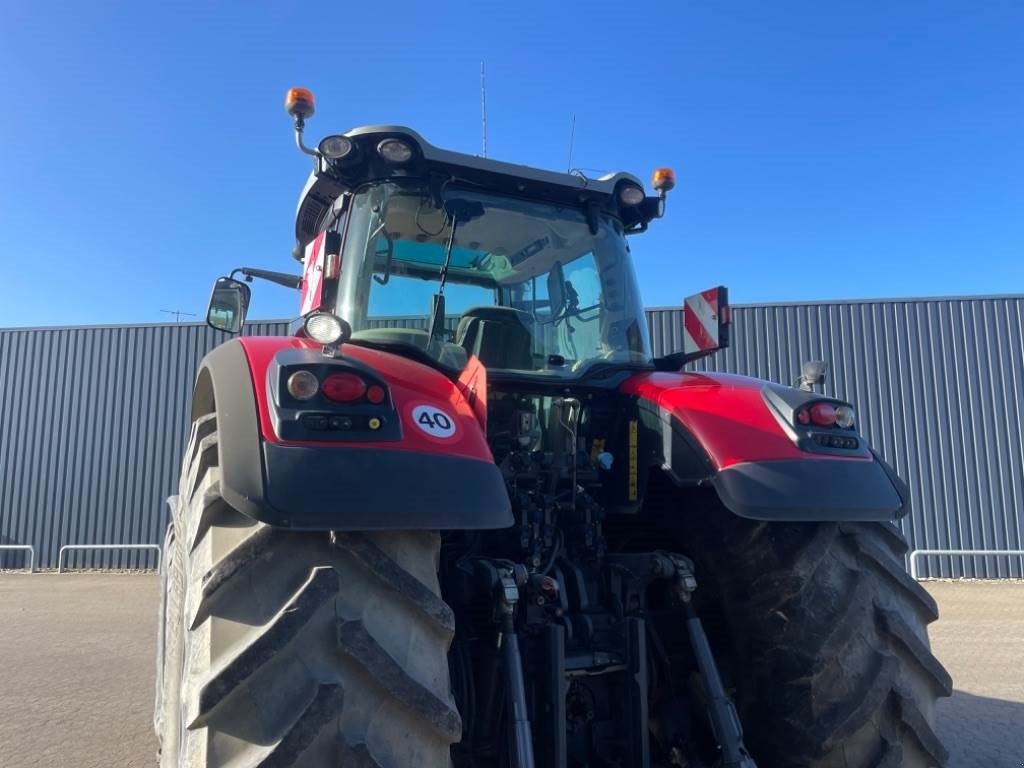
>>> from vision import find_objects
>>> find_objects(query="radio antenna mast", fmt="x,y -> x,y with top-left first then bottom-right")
567,113 -> 576,172
161,309 -> 197,323
480,61 -> 488,157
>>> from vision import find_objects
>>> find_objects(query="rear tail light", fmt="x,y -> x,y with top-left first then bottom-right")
809,403 -> 837,427
321,373 -> 367,403
366,384 -> 387,404
795,401 -> 856,429
834,405 -> 855,428
287,370 -> 319,400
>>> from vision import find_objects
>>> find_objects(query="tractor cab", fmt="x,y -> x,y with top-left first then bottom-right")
324,175 -> 654,379
290,137 -> 671,382
283,89 -> 680,382
206,88 -> 731,381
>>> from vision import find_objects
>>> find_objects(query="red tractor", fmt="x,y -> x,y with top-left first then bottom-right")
155,88 -> 950,768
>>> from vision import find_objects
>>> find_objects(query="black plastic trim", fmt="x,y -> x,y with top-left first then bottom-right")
711,455 -> 909,521
643,404 -> 715,486
258,444 -> 513,530
192,341 -> 267,522
268,347 -> 402,442
761,384 -> 871,458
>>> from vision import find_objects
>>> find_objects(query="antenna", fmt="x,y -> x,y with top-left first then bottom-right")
161,309 -> 197,323
567,113 -> 576,172
480,61 -> 488,158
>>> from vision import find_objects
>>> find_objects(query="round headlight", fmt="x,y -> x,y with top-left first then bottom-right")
834,405 -> 856,429
287,370 -> 319,400
618,184 -> 645,206
377,138 -> 414,164
318,135 -> 354,160
304,312 -> 350,346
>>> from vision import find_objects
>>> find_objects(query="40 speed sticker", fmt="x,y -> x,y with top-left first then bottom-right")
410,404 -> 458,439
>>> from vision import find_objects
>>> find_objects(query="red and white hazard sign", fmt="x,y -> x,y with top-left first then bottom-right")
683,287 -> 727,355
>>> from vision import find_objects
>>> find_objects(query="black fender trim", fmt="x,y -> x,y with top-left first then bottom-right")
193,340 -> 267,523
260,443 -> 513,530
710,450 -> 910,521
192,339 -> 513,531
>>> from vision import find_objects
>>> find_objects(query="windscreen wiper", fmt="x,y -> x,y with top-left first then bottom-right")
428,198 -> 485,340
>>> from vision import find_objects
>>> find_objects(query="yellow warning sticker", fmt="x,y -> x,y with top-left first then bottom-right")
628,420 -> 638,501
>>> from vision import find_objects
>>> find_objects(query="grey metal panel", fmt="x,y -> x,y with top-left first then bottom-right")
647,297 -> 1024,578
2,297 -> 1022,576
0,321 -> 287,569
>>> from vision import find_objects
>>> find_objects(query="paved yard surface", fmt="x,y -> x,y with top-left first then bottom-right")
0,574 -> 1019,766
926,581 -> 1024,767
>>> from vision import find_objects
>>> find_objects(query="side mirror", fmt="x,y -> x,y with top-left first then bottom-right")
206,276 -> 251,334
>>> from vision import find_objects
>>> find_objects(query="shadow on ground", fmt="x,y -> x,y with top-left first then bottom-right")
937,690 -> 1023,767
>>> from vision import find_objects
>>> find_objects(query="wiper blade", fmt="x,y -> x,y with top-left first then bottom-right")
346,337 -> 460,377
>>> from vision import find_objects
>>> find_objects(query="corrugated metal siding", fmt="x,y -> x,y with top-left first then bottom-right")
648,297 -> 1024,578
2,297 -> 1021,576
0,321 -> 287,569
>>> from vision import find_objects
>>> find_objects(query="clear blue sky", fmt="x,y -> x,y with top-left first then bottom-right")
1,1 -> 1021,327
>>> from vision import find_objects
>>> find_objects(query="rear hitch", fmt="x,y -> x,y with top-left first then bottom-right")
671,555 -> 758,768
472,559 -> 537,768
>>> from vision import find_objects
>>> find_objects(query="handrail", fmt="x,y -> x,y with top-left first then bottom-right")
909,548 -> 1024,579
57,544 -> 162,574
0,545 -> 35,573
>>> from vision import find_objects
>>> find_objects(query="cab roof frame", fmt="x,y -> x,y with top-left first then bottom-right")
293,125 -> 660,254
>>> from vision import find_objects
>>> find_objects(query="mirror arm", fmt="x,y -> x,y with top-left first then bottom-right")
231,267 -> 303,290
652,349 -> 715,372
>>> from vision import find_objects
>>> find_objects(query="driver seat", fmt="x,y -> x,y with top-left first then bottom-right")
456,306 -> 535,370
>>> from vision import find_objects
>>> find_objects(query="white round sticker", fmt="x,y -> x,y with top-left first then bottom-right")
411,405 -> 457,439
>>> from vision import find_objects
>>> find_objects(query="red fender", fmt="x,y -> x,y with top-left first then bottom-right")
621,371 -> 865,469
621,371 -> 909,521
238,336 -> 493,463
194,336 -> 510,530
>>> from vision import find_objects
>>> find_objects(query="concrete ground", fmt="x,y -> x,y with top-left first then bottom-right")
925,581 -> 1023,767
0,575 -> 1019,767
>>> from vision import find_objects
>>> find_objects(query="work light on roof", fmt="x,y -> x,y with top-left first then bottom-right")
618,184 -> 645,207
377,138 -> 414,164
318,135 -> 354,160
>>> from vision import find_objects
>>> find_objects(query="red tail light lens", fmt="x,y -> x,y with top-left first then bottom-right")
321,373 -> 366,403
809,402 -> 837,426
366,384 -> 386,404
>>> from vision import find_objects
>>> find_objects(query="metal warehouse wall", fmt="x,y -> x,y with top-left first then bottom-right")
0,321 -> 287,571
2,296 -> 1022,576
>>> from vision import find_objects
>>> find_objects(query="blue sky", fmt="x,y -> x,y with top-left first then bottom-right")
1,1 -> 1021,327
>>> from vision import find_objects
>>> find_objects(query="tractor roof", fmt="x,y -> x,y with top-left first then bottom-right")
293,125 -> 655,251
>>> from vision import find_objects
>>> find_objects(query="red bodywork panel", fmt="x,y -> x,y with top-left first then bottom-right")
621,371 -> 868,469
455,355 -> 488,432
238,336 -> 494,463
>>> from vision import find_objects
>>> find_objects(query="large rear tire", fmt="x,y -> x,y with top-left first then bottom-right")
688,515 -> 951,768
156,414 -> 461,767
